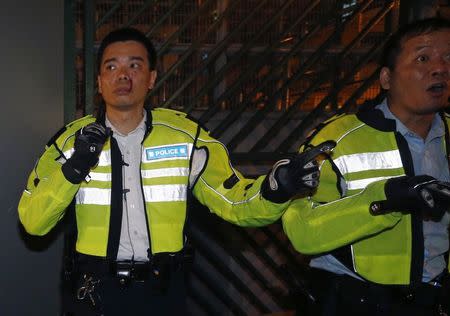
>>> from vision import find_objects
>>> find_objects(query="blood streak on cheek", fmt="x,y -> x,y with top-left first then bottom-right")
127,79 -> 133,92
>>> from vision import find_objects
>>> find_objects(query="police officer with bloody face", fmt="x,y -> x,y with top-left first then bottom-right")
18,28 -> 333,315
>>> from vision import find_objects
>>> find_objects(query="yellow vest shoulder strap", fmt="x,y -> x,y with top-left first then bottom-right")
151,108 -> 200,138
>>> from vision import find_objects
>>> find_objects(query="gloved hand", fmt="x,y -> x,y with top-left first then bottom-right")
370,175 -> 447,221
261,140 -> 336,203
62,123 -> 110,184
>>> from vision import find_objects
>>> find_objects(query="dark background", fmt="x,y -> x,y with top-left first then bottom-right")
0,1 -> 64,315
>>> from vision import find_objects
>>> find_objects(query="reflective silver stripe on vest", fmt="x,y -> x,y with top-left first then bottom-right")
63,148 -> 74,159
141,168 -> 189,179
62,149 -> 111,167
334,150 -> 402,175
88,172 -> 112,182
346,176 -> 394,191
97,151 -> 111,166
142,184 -> 187,202
76,187 -> 111,205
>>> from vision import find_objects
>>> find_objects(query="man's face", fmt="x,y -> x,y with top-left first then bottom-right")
98,40 -> 156,111
380,30 -> 450,116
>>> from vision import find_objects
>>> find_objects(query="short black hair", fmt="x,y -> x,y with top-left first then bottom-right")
97,27 -> 157,72
380,17 -> 450,70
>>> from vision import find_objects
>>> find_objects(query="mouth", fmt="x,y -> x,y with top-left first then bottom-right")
114,80 -> 133,95
426,82 -> 447,94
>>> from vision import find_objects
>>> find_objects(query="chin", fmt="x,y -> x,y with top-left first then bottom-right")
415,103 -> 447,115
106,103 -> 135,111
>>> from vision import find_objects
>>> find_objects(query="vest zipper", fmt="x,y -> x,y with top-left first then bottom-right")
139,144 -> 153,260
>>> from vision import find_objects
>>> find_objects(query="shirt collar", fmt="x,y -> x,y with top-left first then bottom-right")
376,98 -> 444,141
105,110 -> 147,137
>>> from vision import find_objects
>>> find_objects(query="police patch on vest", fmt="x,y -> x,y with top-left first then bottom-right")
144,144 -> 189,161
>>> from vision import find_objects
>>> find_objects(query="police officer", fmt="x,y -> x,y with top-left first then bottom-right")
282,18 -> 450,316
18,28 -> 332,316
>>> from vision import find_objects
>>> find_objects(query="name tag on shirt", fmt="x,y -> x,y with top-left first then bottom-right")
144,144 -> 189,162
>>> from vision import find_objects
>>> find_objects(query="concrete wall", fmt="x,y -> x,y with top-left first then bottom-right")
0,2 -> 64,315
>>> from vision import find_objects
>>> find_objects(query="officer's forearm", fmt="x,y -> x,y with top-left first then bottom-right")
18,167 -> 79,235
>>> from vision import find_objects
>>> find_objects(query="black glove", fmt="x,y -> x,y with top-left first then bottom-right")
62,123 -> 110,184
370,175 -> 447,221
424,181 -> 450,213
261,140 -> 336,203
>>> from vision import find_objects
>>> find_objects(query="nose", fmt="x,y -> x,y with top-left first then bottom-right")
431,57 -> 450,79
117,68 -> 130,81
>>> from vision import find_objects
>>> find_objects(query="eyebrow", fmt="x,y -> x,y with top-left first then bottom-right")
129,56 -> 145,62
102,56 -> 145,65
414,42 -> 450,51
415,45 -> 431,51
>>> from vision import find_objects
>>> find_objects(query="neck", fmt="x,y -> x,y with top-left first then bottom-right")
388,105 -> 435,140
106,106 -> 144,135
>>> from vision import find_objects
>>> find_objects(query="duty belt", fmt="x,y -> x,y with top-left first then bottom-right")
74,252 -> 183,284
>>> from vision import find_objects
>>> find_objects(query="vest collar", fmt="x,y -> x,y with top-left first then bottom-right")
95,104 -> 153,136
356,100 -> 397,132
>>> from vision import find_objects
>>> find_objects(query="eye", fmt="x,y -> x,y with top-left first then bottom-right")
444,53 -> 450,62
130,63 -> 141,69
416,55 -> 428,62
105,64 -> 116,71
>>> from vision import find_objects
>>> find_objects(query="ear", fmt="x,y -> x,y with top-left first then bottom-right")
148,70 -> 157,90
379,67 -> 391,90
97,75 -> 102,94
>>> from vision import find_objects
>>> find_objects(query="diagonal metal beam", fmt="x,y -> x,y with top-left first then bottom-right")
150,0 -> 241,101
207,23 -> 322,137
279,66 -> 382,152
151,0 -> 272,104
225,0 -> 376,151
96,0 -> 126,29
191,262 -> 247,316
145,0 -> 185,38
277,43 -> 390,151
339,66 -> 382,113
155,0 -> 217,58
187,279 -> 219,316
251,0 -> 395,152
125,0 -> 158,27
184,0 -> 321,114
190,227 -> 271,314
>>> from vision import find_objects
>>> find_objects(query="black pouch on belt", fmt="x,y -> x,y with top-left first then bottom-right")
151,253 -> 173,295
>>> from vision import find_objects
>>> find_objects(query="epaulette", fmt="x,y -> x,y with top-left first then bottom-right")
152,108 -> 205,136
304,113 -> 346,146
46,125 -> 67,148
65,114 -> 95,129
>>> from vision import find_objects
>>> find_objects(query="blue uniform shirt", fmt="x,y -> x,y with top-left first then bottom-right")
378,99 -> 450,282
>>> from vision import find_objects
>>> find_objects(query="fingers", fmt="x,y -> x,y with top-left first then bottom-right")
83,123 -> 108,139
303,159 -> 318,170
302,171 -> 320,188
419,188 -> 435,208
424,181 -> 450,199
81,123 -> 110,144
299,140 -> 336,167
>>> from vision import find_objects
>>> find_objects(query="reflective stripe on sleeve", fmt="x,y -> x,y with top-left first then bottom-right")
334,150 -> 402,175
76,187 -> 111,205
142,184 -> 187,202
63,148 -> 74,159
346,176 -> 395,191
